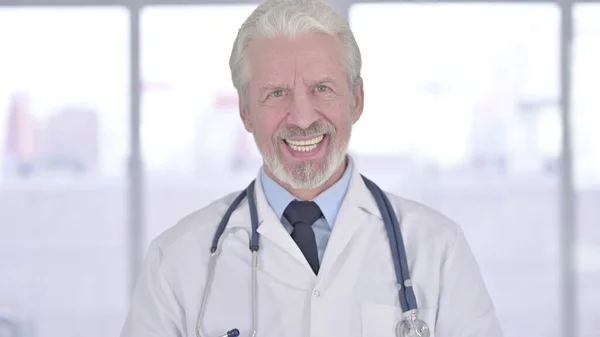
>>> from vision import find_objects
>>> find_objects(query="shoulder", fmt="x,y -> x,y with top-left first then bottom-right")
381,190 -> 461,254
149,190 -> 244,256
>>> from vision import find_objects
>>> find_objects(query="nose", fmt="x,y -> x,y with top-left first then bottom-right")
287,91 -> 319,129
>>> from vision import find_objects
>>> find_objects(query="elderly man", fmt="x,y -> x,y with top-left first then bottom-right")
121,0 -> 503,336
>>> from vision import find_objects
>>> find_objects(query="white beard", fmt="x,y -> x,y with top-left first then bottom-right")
264,141 -> 348,189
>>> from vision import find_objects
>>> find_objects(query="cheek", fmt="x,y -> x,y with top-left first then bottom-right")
322,105 -> 354,134
335,122 -> 352,141
253,115 -> 280,143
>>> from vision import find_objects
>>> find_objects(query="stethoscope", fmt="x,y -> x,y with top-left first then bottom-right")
196,175 -> 430,337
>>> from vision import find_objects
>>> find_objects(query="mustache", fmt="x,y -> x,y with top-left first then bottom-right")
275,121 -> 335,139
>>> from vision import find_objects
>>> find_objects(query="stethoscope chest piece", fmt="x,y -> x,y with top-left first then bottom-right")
397,310 -> 430,337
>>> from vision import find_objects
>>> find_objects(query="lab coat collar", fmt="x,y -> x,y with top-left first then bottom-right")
342,156 -> 381,219
253,169 -> 316,273
227,155 -> 382,276
317,158 -> 381,277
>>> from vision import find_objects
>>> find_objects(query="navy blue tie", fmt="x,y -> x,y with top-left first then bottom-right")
284,200 -> 322,274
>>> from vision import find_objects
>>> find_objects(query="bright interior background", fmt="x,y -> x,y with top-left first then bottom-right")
0,2 -> 598,337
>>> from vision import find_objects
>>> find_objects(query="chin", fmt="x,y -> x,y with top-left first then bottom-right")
290,160 -> 339,188
264,143 -> 346,188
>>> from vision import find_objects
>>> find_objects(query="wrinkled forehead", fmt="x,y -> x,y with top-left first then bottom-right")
246,34 -> 348,89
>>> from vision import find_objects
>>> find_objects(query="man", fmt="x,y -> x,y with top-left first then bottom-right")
121,0 -> 503,336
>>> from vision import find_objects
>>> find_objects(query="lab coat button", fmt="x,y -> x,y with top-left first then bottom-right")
313,289 -> 321,297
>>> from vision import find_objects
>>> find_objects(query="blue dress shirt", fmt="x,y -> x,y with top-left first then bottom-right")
260,161 -> 353,262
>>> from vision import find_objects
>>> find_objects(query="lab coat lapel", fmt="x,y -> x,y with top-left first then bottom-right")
253,173 -> 316,275
319,167 -> 380,276
228,167 -> 381,278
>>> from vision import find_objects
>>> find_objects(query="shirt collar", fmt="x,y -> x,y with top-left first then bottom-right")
259,158 -> 354,229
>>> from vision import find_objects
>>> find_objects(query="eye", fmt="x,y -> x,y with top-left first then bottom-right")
270,89 -> 284,98
315,84 -> 330,93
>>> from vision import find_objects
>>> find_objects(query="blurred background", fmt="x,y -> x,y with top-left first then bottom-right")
0,0 -> 598,336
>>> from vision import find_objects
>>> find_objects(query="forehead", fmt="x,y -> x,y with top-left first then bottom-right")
246,33 -> 346,86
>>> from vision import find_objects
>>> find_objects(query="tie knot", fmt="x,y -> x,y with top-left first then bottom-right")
283,200 -> 323,227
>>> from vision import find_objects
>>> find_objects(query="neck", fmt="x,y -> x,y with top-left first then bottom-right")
266,159 -> 347,200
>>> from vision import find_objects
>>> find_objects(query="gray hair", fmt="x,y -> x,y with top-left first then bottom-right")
229,0 -> 362,103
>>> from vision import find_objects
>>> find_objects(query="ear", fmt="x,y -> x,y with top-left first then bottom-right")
351,77 -> 364,124
239,96 -> 252,133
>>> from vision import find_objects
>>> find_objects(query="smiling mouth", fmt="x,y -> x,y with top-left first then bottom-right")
283,135 -> 325,152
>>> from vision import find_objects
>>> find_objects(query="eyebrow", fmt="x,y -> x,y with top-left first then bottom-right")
307,76 -> 337,86
260,84 -> 285,91
259,76 -> 339,95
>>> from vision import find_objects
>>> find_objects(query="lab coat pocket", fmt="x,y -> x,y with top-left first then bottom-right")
360,303 -> 436,337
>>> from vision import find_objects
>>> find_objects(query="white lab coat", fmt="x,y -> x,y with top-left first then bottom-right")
121,166 -> 503,337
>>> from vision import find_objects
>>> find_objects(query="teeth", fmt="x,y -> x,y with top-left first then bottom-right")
288,143 -> 318,152
285,135 -> 324,152
285,135 -> 324,146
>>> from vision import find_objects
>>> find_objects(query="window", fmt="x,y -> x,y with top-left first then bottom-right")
573,3 -> 600,335
0,7 -> 129,337
350,3 -> 561,336
140,5 -> 259,245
